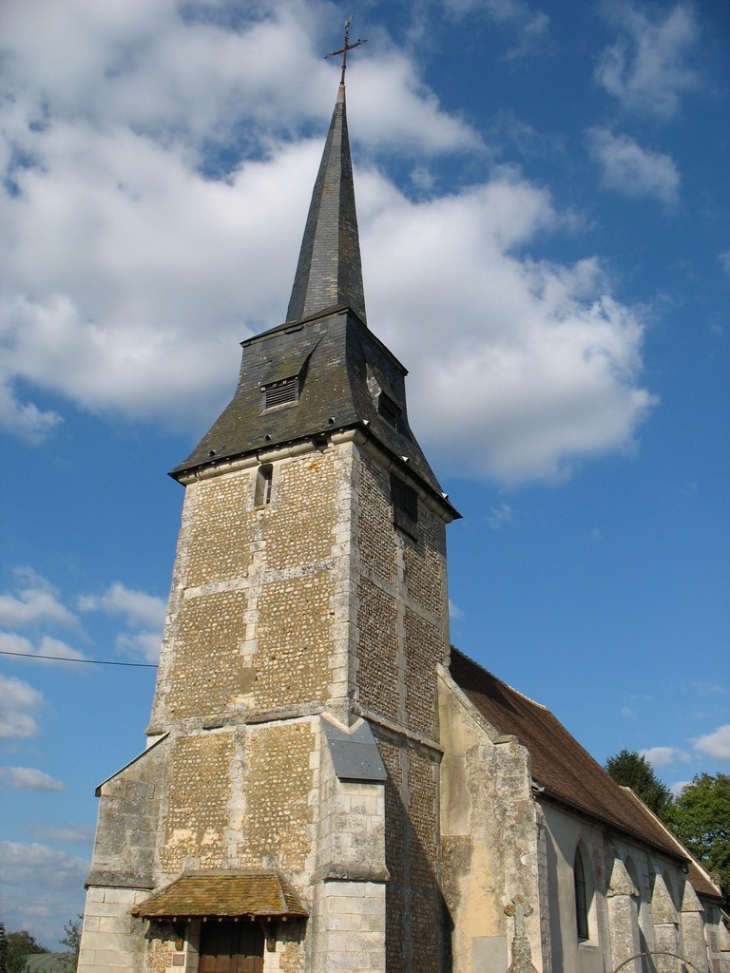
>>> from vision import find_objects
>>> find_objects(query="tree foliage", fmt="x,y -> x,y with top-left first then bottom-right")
666,773 -> 730,910
0,926 -> 49,973
605,749 -> 673,818
59,918 -> 82,973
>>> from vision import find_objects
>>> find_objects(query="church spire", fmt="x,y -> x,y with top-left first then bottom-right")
286,23 -> 367,324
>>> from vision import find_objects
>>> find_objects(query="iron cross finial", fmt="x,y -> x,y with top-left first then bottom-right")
325,15 -> 367,85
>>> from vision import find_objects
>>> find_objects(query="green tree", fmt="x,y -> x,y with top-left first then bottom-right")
59,918 -> 82,973
605,749 -> 673,818
0,923 -> 9,973
1,928 -> 48,973
666,773 -> 730,910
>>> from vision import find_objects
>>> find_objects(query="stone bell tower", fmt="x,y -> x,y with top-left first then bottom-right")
79,45 -> 459,973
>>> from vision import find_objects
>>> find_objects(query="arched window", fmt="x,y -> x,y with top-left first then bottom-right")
574,847 -> 590,941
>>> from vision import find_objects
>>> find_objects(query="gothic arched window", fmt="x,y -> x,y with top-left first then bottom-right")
574,847 -> 590,941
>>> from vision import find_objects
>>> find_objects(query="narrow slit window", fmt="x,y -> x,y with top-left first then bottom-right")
574,847 -> 589,941
255,464 -> 273,506
391,473 -> 418,540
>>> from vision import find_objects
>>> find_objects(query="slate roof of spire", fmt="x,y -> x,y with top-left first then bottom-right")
171,78 -> 456,517
286,82 -> 366,325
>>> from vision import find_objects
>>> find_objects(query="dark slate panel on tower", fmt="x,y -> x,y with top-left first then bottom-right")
170,306 -> 449,503
286,84 -> 366,325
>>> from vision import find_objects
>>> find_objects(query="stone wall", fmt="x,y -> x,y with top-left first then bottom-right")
82,431 -> 455,973
438,668 -> 544,973
540,800 -> 719,973
150,445 -> 352,732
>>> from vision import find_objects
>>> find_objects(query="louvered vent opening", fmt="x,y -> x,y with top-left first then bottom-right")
391,473 -> 418,540
263,376 -> 299,409
378,393 -> 401,427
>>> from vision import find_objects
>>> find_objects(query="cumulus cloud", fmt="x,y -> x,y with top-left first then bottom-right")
27,823 -> 95,843
0,0 -> 657,484
639,746 -> 688,768
79,582 -> 166,629
694,724 -> 730,761
79,582 -> 165,662
363,171 -> 657,481
0,674 -> 44,739
595,2 -> 700,118
0,568 -> 77,629
0,767 -> 65,791
0,841 -> 89,946
0,840 -> 89,888
587,128 -> 680,203
115,630 -> 163,664
0,631 -> 86,664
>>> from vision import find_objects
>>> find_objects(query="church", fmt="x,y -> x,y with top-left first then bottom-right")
77,47 -> 728,973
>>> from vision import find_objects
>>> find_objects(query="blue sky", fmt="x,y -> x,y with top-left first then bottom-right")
1,0 -> 729,947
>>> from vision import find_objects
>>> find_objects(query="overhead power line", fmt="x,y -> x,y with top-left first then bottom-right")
0,649 -> 158,668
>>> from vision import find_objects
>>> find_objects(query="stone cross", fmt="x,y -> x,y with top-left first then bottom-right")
504,895 -> 538,973
505,895 -> 533,937
325,15 -> 367,85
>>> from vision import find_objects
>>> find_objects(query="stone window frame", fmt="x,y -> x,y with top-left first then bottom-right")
574,845 -> 590,941
573,841 -> 600,948
391,472 -> 418,540
255,464 -> 273,507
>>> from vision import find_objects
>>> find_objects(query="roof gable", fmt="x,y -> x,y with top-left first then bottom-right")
449,648 -> 684,861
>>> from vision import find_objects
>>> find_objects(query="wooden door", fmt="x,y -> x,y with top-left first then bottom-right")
199,921 -> 264,973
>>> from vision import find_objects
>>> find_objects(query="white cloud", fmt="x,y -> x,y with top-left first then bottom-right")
718,251 -> 730,276
79,582 -> 166,630
363,170 -> 657,481
0,568 -> 77,628
79,583 -> 165,662
0,767 -> 65,791
0,841 -> 89,889
0,0 -> 657,484
595,2 -> 700,118
0,631 -> 86,664
116,630 -> 163,664
487,503 -> 514,530
27,823 -> 95,843
694,724 -> 730,761
0,841 -> 89,948
587,128 -> 680,204
0,674 -> 44,739
639,745 -> 687,768
449,600 -> 465,620
670,779 -> 690,798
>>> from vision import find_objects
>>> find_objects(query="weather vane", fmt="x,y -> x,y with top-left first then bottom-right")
325,15 -> 367,85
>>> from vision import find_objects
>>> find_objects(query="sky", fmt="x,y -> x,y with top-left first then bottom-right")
1,0 -> 729,948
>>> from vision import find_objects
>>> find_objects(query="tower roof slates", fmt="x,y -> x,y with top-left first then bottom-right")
286,84 -> 366,325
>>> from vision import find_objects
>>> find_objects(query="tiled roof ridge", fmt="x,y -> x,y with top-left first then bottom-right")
448,647 -> 686,861
450,646 -> 549,711
620,786 -> 723,901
